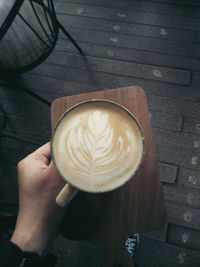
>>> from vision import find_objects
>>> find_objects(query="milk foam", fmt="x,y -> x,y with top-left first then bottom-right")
52,102 -> 144,192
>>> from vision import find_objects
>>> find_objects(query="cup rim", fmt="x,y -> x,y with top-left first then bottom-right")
51,99 -> 145,193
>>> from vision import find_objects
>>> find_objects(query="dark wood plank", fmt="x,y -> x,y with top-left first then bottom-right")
56,39 -> 200,71
144,0 -> 200,6
57,14 -> 195,42
58,28 -> 200,58
0,98 -> 50,140
0,136 -> 38,166
134,259 -> 171,267
163,185 -> 200,209
55,0 -> 200,17
2,67 -> 199,103
4,114 -> 50,143
166,202 -> 200,231
167,224 -> 200,251
157,145 -> 200,170
196,31 -> 200,42
0,85 -> 186,136
150,111 -> 183,131
0,76 -> 100,98
55,2 -> 200,30
147,95 -> 200,118
153,128 -> 200,151
50,235 -> 105,267
183,117 -> 200,136
15,66 -> 199,119
46,51 -> 191,85
177,168 -> 200,190
142,224 -> 167,242
190,70 -> 200,84
135,237 -> 200,267
0,85 -> 51,126
159,163 -> 178,184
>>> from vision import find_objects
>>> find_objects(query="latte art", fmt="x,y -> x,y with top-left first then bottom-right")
64,111 -> 136,186
52,101 -> 144,192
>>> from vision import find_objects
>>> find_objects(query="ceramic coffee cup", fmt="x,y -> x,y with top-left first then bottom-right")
51,100 -> 145,206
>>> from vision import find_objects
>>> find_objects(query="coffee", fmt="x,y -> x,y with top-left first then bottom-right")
52,100 -> 144,192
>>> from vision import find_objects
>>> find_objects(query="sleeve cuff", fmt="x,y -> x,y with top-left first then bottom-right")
0,234 -> 57,267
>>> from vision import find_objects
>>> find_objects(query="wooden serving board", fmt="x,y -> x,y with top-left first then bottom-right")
51,86 -> 166,267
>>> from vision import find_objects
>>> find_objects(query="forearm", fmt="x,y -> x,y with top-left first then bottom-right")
11,212 -> 59,256
1,142 -> 68,266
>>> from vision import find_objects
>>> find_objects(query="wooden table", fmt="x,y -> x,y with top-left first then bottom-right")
51,86 -> 166,267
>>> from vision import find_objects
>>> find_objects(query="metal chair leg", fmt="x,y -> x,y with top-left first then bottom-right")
56,19 -> 84,55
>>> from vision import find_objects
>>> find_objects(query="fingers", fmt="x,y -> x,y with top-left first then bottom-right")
24,142 -> 51,166
32,142 -> 51,159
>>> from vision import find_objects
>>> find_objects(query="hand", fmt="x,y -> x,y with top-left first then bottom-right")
11,142 -> 68,255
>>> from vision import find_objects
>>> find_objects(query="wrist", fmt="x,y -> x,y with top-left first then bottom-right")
0,231 -> 57,267
11,203 -> 65,255
11,217 -> 51,255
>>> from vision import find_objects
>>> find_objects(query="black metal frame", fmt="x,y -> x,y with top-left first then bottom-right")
0,0 -> 24,42
0,0 -> 83,73
0,0 -> 84,216
49,0 -> 83,55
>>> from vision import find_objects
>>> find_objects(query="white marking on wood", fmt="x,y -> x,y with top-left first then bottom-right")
188,175 -> 197,185
183,211 -> 192,223
117,12 -> 126,18
113,25 -> 121,31
191,157 -> 198,165
152,69 -> 162,78
187,193 -> 194,204
106,64 -> 112,69
76,7 -> 85,15
160,28 -> 167,36
177,252 -> 186,264
182,233 -> 189,243
107,50 -> 114,56
109,37 -> 118,43
194,140 -> 200,148
149,112 -> 152,119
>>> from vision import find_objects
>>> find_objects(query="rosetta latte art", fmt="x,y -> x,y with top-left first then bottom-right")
58,109 -> 139,189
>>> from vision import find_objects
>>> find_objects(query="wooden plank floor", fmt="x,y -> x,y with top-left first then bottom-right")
0,0 -> 200,266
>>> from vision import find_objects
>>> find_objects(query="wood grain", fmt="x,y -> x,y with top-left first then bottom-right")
51,86 -> 166,267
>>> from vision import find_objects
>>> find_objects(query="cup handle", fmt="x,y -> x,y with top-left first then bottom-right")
56,184 -> 78,207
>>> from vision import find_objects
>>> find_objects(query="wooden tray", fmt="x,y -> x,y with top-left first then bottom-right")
51,86 -> 166,267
